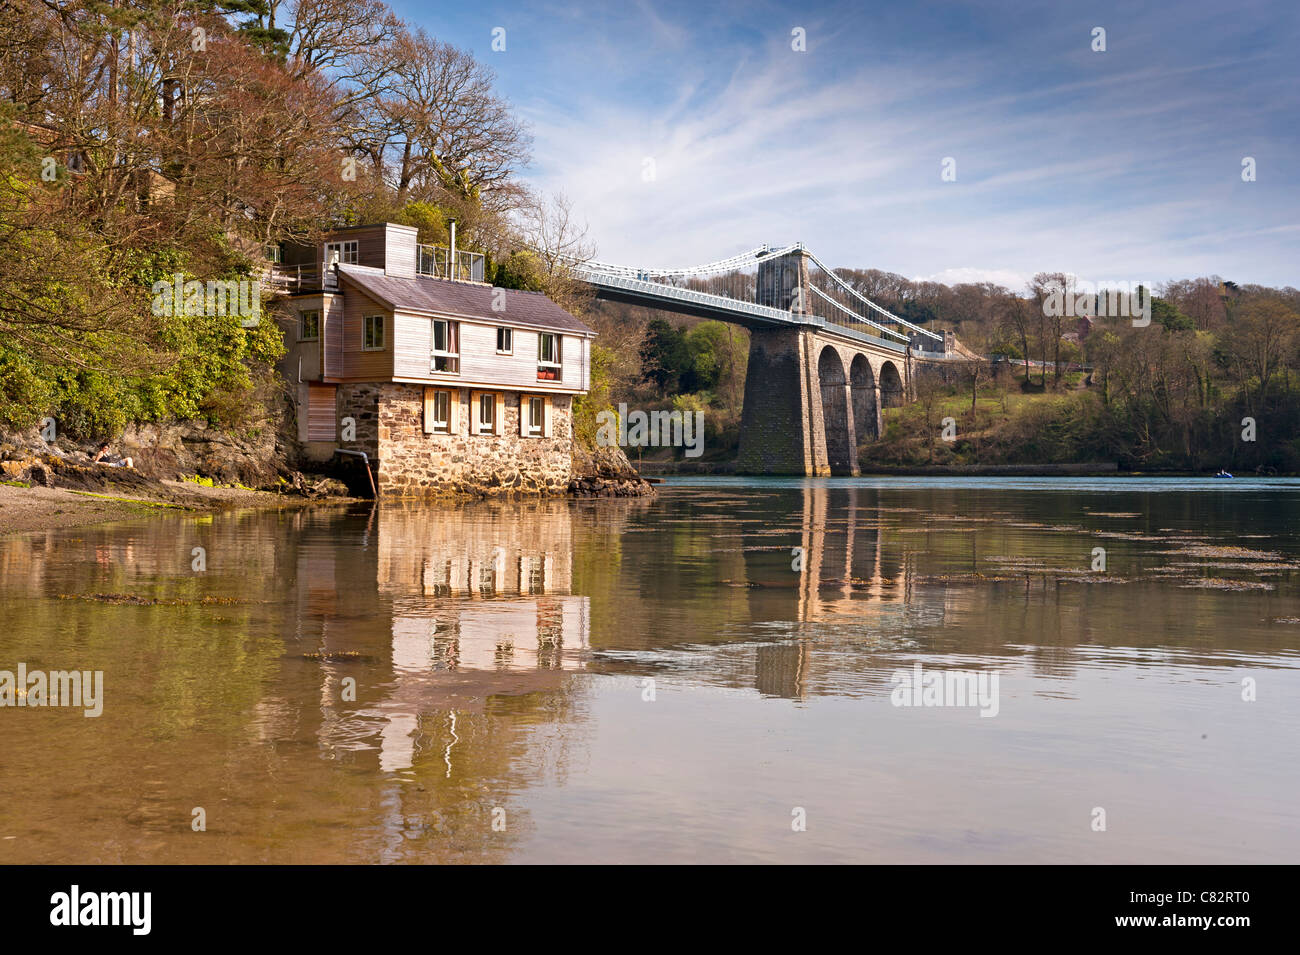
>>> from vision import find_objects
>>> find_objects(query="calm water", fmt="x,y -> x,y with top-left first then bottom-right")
2,477 -> 1298,863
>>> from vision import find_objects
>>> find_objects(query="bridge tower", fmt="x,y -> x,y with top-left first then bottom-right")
573,241 -> 915,477
755,245 -> 814,314
738,246 -> 907,477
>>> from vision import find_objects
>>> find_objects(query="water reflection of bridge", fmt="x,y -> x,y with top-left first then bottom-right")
286,490 -> 962,756
734,487 -> 933,700
792,486 -> 911,618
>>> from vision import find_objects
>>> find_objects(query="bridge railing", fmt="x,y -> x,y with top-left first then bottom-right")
574,268 -> 907,353
571,269 -> 805,324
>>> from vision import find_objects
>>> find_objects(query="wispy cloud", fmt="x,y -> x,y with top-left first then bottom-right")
401,0 -> 1300,286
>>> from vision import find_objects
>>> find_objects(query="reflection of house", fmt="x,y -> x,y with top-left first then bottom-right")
375,503 -> 587,772
377,504 -> 588,676
376,503 -> 575,600
393,599 -> 589,674
266,501 -> 593,776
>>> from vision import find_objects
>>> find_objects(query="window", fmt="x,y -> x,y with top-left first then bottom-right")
432,391 -> 450,431
520,395 -> 551,438
476,393 -> 497,435
363,314 -> 385,350
267,245 -> 283,264
323,240 -> 358,266
538,333 -> 562,381
496,327 -> 513,354
323,241 -> 358,288
432,319 -> 459,373
526,396 -> 544,437
425,389 -> 451,434
299,310 -> 320,341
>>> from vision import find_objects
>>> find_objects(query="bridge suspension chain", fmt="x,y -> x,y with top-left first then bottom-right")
803,249 -> 944,343
568,244 -> 804,279
565,242 -> 944,348
807,285 -> 909,342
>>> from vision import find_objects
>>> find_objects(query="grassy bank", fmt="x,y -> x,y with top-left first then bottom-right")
863,376 -> 1300,475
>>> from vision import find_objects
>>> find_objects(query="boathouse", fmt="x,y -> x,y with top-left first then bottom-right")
270,223 -> 595,495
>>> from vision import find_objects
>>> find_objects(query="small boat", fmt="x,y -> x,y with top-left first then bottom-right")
1214,470 -> 1233,479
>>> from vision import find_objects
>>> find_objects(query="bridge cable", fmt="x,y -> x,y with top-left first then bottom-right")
807,285 -> 910,342
803,249 -> 944,342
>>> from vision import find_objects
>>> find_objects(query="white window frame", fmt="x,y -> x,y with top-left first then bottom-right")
476,393 -> 496,435
323,240 -> 358,290
430,390 -> 451,433
323,240 -> 358,267
496,327 -> 513,355
526,396 -> 544,437
432,319 -> 460,373
299,309 -> 320,342
538,332 -> 562,381
363,314 -> 386,350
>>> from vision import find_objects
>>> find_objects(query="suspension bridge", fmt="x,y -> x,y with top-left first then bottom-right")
571,244 -> 966,476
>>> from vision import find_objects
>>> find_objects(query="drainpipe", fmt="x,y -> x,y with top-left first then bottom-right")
334,448 -> 377,498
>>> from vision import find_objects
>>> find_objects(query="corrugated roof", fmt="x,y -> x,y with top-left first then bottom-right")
338,266 -> 595,336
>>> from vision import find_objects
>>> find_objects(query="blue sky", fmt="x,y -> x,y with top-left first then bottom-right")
389,0 -> 1300,290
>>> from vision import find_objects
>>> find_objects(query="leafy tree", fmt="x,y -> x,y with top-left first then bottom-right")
640,319 -> 690,391
1152,297 -> 1194,332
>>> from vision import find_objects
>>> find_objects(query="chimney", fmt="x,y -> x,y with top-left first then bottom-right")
448,219 -> 457,280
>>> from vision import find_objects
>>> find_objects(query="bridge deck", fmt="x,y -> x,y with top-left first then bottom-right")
576,270 -> 907,354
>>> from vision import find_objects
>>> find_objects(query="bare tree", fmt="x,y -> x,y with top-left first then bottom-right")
364,27 -> 530,205
999,294 -> 1035,387
516,190 -> 595,314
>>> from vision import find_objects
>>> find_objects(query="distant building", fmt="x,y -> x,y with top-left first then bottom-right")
1066,316 -> 1095,342
270,223 -> 595,496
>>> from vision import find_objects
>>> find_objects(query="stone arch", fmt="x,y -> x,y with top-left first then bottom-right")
879,360 -> 905,408
817,346 -> 853,475
849,354 -> 877,444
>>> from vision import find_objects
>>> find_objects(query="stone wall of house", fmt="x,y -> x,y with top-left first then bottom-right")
375,384 -> 574,497
336,383 -> 381,459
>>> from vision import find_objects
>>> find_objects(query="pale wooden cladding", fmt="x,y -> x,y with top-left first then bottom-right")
383,224 -> 418,279
341,287 -> 393,380
394,314 -> 585,390
281,223 -> 417,277
322,294 -> 345,379
306,385 -> 337,441
278,220 -> 592,392
290,295 -> 588,390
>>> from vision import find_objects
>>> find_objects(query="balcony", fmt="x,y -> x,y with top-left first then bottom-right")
264,263 -> 324,293
418,244 -> 486,283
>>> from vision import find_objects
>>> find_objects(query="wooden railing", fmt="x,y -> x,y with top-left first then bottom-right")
263,264 -> 324,293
